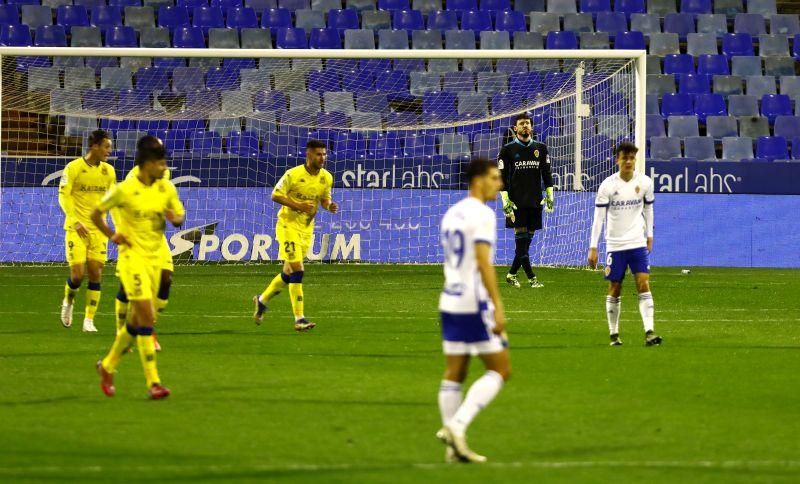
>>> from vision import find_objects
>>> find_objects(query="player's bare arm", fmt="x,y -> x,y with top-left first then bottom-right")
321,198 -> 339,214
165,209 -> 185,227
90,208 -> 128,246
588,247 -> 599,269
271,193 -> 315,214
475,242 -> 505,334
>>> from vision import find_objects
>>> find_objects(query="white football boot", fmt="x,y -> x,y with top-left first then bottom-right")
436,426 -> 487,463
82,318 -> 98,332
61,302 -> 74,328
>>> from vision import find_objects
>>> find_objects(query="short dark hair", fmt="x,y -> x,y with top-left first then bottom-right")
135,135 -> 167,167
614,141 -> 639,157
514,112 -> 532,125
87,129 -> 110,148
306,139 -> 327,150
465,158 -> 497,185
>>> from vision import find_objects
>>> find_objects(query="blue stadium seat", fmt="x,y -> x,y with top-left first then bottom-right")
205,67 -> 239,91
191,130 -> 223,155
664,54 -> 695,75
663,13 -> 695,40
480,0 -> 510,11
392,9 -> 423,31
227,7 -> 259,28
172,67 -> 204,93
378,28 -> 409,48
793,138 -> 800,160
402,132 -> 435,157
253,90 -> 287,111
615,31 -> 645,49
135,67 -> 170,92
427,10 -> 458,30
668,115 -> 699,137
496,10 -> 526,32
595,12 -> 628,37
368,132 -> 404,158
684,136 -> 716,160
71,0 -> 106,7
694,93 -> 727,122
546,31 -> 577,49
509,72 -> 542,97
734,13 -> 766,36
649,136 -> 681,160
646,114 -> 666,138
461,10 -> 493,32
178,0 -> 207,7
310,27 -> 341,48
706,115 -> 738,139
581,0 -> 610,15
678,73 -> 711,94
118,89 -> 153,113
262,132 -> 296,158
615,0 -> 645,18
0,5 -> 20,26
91,6 -> 123,30
226,130 -> 260,156
696,54 -> 729,75
446,0 -> 477,11
774,116 -> 800,140
34,25 -> 67,47
328,9 -> 359,32
761,94 -> 792,124
159,6 -> 191,31
376,70 -> 408,92
213,0 -> 245,8
57,5 -> 90,32
356,92 -> 389,112
84,89 -> 117,112
106,26 -> 138,47
681,0 -> 711,14
756,135 -> 788,161
496,59 -> 528,74
379,0 -> 410,10
186,89 -> 222,111
722,32 -> 754,57
173,26 -> 206,47
262,8 -> 292,33
276,27 -> 308,48
661,92 -> 694,118
308,70 -> 341,92
193,7 -> 225,33
1,24 -> 33,46
794,34 -> 800,60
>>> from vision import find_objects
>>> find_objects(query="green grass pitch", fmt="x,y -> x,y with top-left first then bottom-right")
0,264 -> 799,483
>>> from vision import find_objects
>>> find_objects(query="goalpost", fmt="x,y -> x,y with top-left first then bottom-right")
0,47 -> 645,266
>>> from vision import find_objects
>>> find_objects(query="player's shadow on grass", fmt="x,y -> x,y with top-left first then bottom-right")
225,396 -> 429,407
0,395 -> 83,406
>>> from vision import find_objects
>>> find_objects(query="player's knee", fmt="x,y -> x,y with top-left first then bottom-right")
636,280 -> 650,293
608,283 -> 622,298
69,267 -> 85,283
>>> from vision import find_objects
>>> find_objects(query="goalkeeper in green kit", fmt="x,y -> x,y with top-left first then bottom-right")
497,113 -> 554,288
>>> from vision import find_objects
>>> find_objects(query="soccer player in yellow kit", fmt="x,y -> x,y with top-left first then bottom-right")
91,136 -> 185,400
58,129 -> 116,332
113,159 -> 175,351
253,139 -> 338,331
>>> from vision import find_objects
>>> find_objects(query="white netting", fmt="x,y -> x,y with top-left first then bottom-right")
0,50 -> 640,266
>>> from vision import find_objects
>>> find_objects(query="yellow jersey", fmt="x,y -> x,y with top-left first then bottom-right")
97,173 -> 185,259
58,157 -> 116,230
273,164 -> 333,234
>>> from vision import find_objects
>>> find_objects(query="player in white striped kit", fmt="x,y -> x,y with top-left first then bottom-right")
435,158 -> 511,463
588,141 -> 662,347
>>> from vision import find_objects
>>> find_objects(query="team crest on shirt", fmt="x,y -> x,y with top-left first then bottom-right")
635,186 -> 640,194
534,150 -> 539,158
101,167 -> 108,176
604,266 -> 611,276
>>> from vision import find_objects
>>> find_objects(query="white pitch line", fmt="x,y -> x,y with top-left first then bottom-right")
0,460 -> 798,475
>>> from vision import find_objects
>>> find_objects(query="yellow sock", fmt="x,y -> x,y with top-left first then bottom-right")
101,325 -> 135,373
64,279 -> 79,304
85,283 -> 101,321
137,332 -> 160,388
115,298 -> 127,333
289,283 -> 304,320
155,298 -> 168,323
260,273 -> 289,303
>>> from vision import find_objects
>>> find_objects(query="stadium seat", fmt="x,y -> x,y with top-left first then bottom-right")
57,6 -> 90,32
100,67 -> 133,90
28,66 -> 61,92
425,10 -> 456,31
69,26 -> 102,47
287,91 -> 320,112
630,14 -> 660,34
311,0 -> 340,9
731,56 -> 761,76
687,33 -> 719,56
262,8 -> 292,32
171,67 -> 204,93
646,55 -> 661,74
481,0 -> 510,11
713,0 -> 742,16
774,116 -> 800,140
770,14 -> 800,36
392,9 -> 423,31
213,0 -> 246,8
678,73 -> 711,95
375,70 -> 408,92
226,7 -> 258,28
119,89 -> 154,112
206,67 -> 240,91
581,32 -> 610,49
276,27 -> 308,48
124,7 -> 155,30
649,136 -> 681,160
646,94 -> 660,114
529,12 -> 560,34
368,132 -> 403,158
695,93 -> 727,122
596,12 -> 628,37
64,67 -> 96,91
756,135 -> 788,161
722,136 -> 753,160
350,112 -> 382,129
759,34 -> 789,57
481,31 -> 510,49
326,8 -> 358,33
738,116 -> 770,138
295,9 -> 325,30
106,26 -> 137,47
733,13 -> 766,36
728,94 -> 759,116
378,29 -> 409,48
508,72 -> 542,97
186,89 -> 222,111
178,0 -> 207,7
648,33 -> 680,56
324,91 -> 355,114
615,0 -> 645,18
443,71 -> 475,93
794,34 -> 800,61
713,75 -> 743,95
280,0 -> 311,8
722,33 -> 754,57
647,74 -> 676,96
661,93 -> 693,118
158,6 -> 190,31
457,92 -> 488,116
747,76 -> 776,97
345,0 -> 376,10
190,131 -> 223,155
648,0 -> 677,16
461,10 -> 493,32
496,59 -> 528,74
664,13 -> 695,40
696,13 -> 727,37
580,0 -> 609,15
664,54 -> 695,75
444,29 -> 475,49
546,31 -> 577,49
307,70 -> 340,93
343,29 -> 375,49
226,130 -> 260,156
173,26 -> 206,47
410,29 -> 441,49
646,114 -> 666,138
34,25 -> 67,47
379,0 -> 410,9
356,92 -> 388,112
761,94 -> 792,124
706,115 -> 737,139
410,71 -> 441,95
547,0 -> 576,14
496,10 -> 527,32
193,7 -> 225,33
681,0 -> 711,14
360,10 -> 389,30
696,54 -> 729,75
83,89 -> 116,112
475,72 -> 506,94
439,133 -> 471,160
401,132 -> 434,157
684,136 -> 716,160
780,76 -> 800,100
615,31 -> 645,49
91,6 -> 123,31
764,57 -> 795,77
254,90 -> 287,111
240,28 -> 271,48
0,5 -> 20,26
209,28 -> 241,49
135,67 -> 170,92
310,27 -> 341,48
667,115 -> 699,137
563,13 -> 593,33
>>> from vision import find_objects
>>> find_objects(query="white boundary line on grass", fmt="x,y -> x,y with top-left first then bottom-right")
0,460 -> 798,475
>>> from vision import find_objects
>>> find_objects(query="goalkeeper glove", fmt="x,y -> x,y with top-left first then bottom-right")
500,191 -> 517,222
540,187 -> 554,213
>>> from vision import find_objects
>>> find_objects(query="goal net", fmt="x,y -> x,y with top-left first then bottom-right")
0,48 -> 644,266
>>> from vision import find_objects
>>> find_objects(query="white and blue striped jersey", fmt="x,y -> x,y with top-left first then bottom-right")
591,172 -> 655,252
438,197 -> 496,315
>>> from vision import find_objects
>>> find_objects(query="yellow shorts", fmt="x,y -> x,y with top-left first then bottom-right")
117,251 -> 159,302
65,229 -> 108,265
158,239 -> 174,273
276,224 -> 311,263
